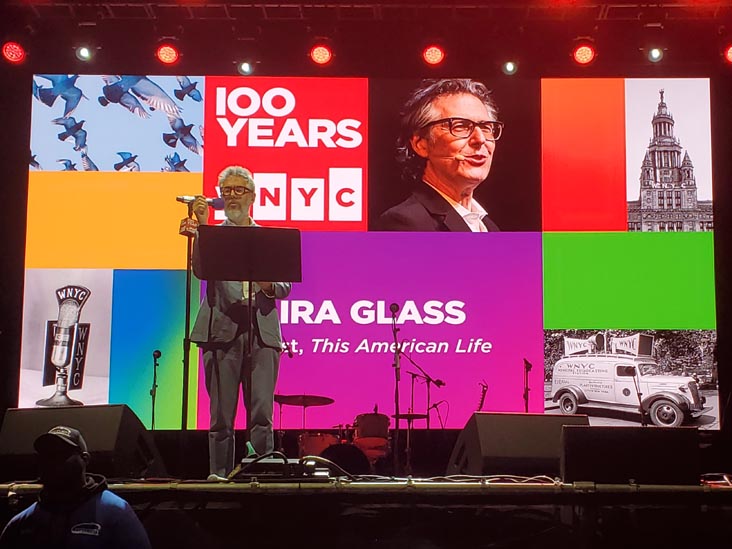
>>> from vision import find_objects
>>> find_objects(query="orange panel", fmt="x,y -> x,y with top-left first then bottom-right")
25,171 -> 204,269
542,78 -> 627,232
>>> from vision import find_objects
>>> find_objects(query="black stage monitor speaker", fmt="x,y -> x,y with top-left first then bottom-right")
446,412 -> 589,477
561,425 -> 700,485
0,404 -> 167,482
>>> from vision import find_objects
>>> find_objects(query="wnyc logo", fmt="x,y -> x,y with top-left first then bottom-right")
203,77 -> 368,230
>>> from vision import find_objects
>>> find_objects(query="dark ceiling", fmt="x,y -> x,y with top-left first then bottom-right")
2,1 -> 732,76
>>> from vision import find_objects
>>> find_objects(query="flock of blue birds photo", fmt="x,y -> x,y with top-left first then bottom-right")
30,75 -> 205,173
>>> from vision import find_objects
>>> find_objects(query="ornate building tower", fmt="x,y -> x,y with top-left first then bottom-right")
627,90 -> 713,232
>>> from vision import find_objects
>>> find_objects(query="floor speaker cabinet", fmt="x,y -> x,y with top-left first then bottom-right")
446,412 -> 590,477
561,425 -> 700,485
0,404 -> 167,482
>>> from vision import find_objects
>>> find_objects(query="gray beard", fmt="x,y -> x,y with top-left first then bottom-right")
226,208 -> 248,225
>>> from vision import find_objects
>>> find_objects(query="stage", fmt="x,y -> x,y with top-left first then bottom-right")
2,477 -> 732,549
2,428 -> 732,548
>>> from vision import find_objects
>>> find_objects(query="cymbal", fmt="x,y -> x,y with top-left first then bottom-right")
392,413 -> 428,420
274,394 -> 334,407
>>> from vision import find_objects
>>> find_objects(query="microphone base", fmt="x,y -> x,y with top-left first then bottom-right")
36,391 -> 84,407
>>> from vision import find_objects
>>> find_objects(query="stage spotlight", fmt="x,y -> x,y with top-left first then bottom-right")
647,47 -> 664,63
156,41 -> 180,65
572,40 -> 596,66
309,41 -> 333,66
2,40 -> 26,64
75,45 -> 93,61
422,44 -> 446,66
501,61 -> 518,75
723,44 -> 732,65
236,60 -> 255,75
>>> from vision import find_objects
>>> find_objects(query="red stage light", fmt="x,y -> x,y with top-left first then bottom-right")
309,44 -> 333,65
572,43 -> 596,66
156,43 -> 180,65
724,44 -> 732,65
422,45 -> 446,66
2,41 -> 26,64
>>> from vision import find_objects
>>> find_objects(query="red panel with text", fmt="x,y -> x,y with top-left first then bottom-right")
203,77 -> 368,231
542,78 -> 627,232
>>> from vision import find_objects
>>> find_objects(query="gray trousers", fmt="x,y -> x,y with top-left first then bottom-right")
203,331 -> 280,477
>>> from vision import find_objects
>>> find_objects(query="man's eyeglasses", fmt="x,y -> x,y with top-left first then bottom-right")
220,186 -> 254,197
421,117 -> 504,141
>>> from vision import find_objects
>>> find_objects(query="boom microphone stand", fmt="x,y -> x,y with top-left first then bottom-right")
400,353 -> 445,429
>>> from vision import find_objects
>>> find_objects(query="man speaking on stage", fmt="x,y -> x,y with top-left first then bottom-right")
378,78 -> 504,232
190,165 -> 291,481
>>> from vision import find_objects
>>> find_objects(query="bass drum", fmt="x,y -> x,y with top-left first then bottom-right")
320,443 -> 371,476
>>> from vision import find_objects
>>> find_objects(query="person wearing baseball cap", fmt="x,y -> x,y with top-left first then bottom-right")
0,426 -> 151,548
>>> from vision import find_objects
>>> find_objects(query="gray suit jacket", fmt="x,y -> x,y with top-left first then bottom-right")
190,221 -> 291,349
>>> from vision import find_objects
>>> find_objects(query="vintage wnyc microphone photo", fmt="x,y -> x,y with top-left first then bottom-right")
36,285 -> 91,407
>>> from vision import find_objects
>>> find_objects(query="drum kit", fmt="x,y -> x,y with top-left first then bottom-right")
273,393 -> 427,473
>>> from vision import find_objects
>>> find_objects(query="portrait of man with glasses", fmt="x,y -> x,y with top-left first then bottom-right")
378,78 -> 504,232
189,165 -> 292,481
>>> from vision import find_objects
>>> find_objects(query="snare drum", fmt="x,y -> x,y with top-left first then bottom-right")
298,433 -> 339,457
353,413 -> 390,461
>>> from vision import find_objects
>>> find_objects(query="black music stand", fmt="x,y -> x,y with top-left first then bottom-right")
196,224 -> 302,451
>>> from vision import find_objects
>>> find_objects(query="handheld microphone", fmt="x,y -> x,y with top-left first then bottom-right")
389,302 -> 400,314
176,196 -> 225,209
153,350 -> 162,360
434,378 -> 446,388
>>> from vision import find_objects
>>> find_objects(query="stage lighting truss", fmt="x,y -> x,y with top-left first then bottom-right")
2,40 -> 26,64
571,38 -> 597,66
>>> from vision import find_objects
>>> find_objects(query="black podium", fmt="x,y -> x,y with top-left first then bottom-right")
197,225 -> 302,283
195,224 -> 302,452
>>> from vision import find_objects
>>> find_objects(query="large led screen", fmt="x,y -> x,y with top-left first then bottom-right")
21,75 -> 718,431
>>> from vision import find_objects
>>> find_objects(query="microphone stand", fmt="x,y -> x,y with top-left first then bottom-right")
404,371 -> 420,475
523,358 -> 532,413
181,202 -> 196,431
244,280 -> 255,450
150,350 -> 161,430
177,201 -> 199,477
391,309 -> 401,476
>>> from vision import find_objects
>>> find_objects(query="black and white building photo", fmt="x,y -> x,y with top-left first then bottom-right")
628,87 -> 714,232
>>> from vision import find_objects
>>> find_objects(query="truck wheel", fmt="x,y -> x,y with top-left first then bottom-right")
649,400 -> 684,427
559,393 -> 578,415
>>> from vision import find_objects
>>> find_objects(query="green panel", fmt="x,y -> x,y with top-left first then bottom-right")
543,232 -> 716,329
